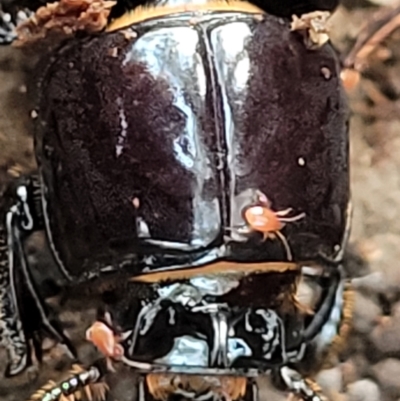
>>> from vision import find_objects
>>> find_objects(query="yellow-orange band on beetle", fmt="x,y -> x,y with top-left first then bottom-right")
107,0 -> 264,32
131,261 -> 298,283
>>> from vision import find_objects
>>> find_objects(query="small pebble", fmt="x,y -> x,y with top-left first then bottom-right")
356,234 -> 400,298
42,338 -> 57,352
352,291 -> 381,335
108,366 -> 139,401
316,366 -> 343,394
341,360 -> 359,386
340,354 -> 370,386
347,379 -> 380,401
372,359 -> 400,398
257,377 -> 287,401
370,311 -> 400,355
351,272 -> 387,295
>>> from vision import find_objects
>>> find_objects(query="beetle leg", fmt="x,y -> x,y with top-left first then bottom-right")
1,177 -> 76,376
277,366 -> 328,401
300,268 -> 341,344
0,205 -> 28,376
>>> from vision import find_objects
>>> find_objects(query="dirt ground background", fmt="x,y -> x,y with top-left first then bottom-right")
1,1 -> 400,400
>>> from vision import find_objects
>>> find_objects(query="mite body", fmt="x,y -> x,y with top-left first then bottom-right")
240,191 -> 306,260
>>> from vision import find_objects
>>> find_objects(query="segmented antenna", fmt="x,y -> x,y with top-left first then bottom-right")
27,364 -> 109,401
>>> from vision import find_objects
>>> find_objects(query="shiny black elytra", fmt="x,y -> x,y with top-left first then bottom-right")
0,0 -> 350,400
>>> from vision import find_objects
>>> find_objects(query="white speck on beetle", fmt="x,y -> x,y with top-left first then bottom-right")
132,197 -> 140,209
334,244 -> 341,252
298,157 -> 306,166
30,110 -> 38,119
321,66 -> 332,80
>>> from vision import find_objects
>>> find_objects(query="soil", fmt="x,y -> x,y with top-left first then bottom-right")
1,1 -> 400,400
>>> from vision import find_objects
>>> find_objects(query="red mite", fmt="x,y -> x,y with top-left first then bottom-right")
241,193 -> 305,261
86,321 -> 124,368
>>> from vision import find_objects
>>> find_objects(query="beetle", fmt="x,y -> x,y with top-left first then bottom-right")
0,0 -> 352,400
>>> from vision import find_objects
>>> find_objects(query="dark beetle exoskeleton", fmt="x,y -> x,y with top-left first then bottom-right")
35,6 -> 349,279
0,1 -> 351,400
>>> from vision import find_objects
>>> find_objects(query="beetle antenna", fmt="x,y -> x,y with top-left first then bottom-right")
26,364 -> 108,401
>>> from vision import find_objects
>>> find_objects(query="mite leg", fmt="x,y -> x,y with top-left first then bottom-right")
274,230 -> 293,261
1,176 -> 75,376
